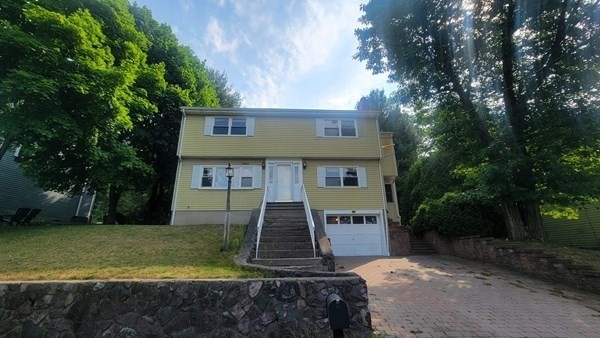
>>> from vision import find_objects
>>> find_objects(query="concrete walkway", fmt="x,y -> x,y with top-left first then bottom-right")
336,256 -> 600,337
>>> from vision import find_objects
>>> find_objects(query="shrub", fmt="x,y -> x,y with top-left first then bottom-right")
409,192 -> 496,237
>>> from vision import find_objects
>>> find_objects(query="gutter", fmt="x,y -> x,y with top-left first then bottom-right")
170,108 -> 187,225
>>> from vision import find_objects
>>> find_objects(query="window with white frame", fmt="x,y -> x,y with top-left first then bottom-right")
192,165 -> 261,189
317,166 -> 367,188
317,119 -> 357,137
204,117 -> 255,136
326,215 -> 378,225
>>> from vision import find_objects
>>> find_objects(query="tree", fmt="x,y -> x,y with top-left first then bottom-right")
356,89 -> 420,223
355,0 -> 600,240
128,3 -> 221,224
1,0 -> 166,224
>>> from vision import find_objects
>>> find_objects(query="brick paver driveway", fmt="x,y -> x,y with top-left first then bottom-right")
336,256 -> 600,337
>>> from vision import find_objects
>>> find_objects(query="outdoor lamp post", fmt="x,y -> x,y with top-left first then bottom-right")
222,163 -> 234,251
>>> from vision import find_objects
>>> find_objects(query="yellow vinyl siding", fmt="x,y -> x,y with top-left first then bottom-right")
175,159 -> 263,211
181,116 -> 380,159
304,159 -> 385,211
380,132 -> 398,177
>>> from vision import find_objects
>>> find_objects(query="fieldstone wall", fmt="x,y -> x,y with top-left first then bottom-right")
424,231 -> 600,295
0,278 -> 371,337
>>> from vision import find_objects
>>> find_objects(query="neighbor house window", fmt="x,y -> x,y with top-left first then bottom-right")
317,119 -> 357,137
318,166 -> 366,188
204,117 -> 255,136
192,165 -> 261,189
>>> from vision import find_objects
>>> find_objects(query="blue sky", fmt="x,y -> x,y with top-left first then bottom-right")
133,0 -> 395,109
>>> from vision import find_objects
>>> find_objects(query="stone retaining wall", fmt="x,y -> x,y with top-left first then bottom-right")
0,278 -> 371,337
424,231 -> 600,294
389,226 -> 411,256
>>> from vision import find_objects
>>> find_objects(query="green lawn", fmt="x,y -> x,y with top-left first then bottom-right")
0,224 -> 265,280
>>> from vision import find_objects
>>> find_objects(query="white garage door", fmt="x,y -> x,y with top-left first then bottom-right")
325,213 -> 384,256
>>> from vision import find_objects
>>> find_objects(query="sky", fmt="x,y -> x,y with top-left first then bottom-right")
133,0 -> 396,109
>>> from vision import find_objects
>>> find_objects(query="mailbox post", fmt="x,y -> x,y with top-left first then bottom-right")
326,293 -> 349,338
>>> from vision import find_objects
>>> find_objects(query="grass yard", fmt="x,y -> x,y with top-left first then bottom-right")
0,224 -> 265,280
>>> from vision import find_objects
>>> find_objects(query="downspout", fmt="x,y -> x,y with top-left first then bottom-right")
376,118 -> 390,256
170,108 -> 187,225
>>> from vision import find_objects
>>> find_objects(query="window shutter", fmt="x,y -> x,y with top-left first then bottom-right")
315,119 -> 324,137
246,117 -> 256,136
253,166 -> 262,188
191,165 -> 202,188
204,117 -> 214,135
357,167 -> 367,187
317,167 -> 326,187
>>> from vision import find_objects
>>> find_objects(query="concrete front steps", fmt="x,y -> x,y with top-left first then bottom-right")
253,202 -> 325,270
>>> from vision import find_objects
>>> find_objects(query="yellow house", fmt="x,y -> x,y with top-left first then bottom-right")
171,107 -> 399,256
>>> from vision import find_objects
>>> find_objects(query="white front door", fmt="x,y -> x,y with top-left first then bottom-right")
276,164 -> 293,201
267,160 -> 303,202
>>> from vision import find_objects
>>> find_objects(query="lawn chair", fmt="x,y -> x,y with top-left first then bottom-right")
19,208 -> 42,225
0,208 -> 31,225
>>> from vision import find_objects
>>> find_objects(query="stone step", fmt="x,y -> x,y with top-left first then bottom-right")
264,214 -> 306,219
262,223 -> 309,228
259,241 -> 315,251
266,202 -> 304,206
257,249 -> 318,259
261,229 -> 309,236
252,257 -> 322,267
259,235 -> 313,243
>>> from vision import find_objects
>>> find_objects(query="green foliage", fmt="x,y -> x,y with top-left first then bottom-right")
1,1 -> 241,223
410,192 -> 497,237
356,0 -> 600,239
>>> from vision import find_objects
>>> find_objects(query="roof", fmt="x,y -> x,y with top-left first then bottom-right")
180,107 -> 380,118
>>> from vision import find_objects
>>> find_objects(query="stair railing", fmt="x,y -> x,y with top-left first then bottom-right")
300,184 -> 317,257
255,185 -> 269,259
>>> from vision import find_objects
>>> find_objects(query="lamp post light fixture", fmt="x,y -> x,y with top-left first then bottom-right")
222,163 -> 234,251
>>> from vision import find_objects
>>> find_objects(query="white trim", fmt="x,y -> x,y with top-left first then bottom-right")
177,108 -> 187,157
170,157 -> 183,225
207,116 -> 251,136
266,159 -> 303,202
376,119 -> 390,256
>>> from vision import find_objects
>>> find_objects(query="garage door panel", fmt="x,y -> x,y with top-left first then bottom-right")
327,224 -> 380,235
325,214 -> 384,256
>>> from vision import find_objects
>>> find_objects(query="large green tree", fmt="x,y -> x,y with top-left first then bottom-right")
1,0 -> 165,224
356,0 -> 600,240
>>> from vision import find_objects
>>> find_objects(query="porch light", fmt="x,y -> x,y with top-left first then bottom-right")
225,163 -> 234,178
262,161 -> 266,169
303,160 -> 307,169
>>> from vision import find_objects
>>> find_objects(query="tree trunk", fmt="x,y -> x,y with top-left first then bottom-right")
500,198 -> 527,240
0,133 -> 17,161
105,186 -> 122,224
523,202 -> 544,241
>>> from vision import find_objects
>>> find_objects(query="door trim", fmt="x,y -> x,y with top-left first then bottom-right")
266,159 -> 303,202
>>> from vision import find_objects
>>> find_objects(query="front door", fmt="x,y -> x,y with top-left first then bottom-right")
276,164 -> 293,201
267,160 -> 303,202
